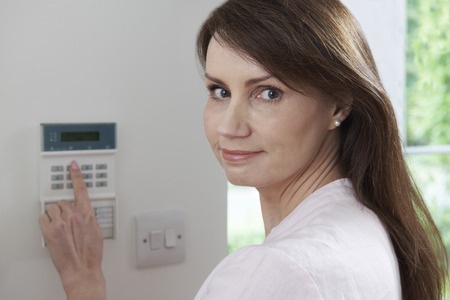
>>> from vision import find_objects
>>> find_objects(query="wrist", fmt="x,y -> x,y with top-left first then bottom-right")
62,269 -> 106,300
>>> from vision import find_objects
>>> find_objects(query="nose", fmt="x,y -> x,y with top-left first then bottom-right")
217,98 -> 251,138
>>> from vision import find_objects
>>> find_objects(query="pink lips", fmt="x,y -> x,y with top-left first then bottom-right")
221,149 -> 263,162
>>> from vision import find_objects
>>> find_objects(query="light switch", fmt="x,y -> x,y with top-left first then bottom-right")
150,230 -> 163,250
135,209 -> 186,269
164,228 -> 176,248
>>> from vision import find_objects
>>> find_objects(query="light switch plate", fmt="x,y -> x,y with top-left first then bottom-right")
135,209 -> 186,269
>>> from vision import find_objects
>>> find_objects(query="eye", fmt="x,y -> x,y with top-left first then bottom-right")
215,88 -> 231,99
207,85 -> 231,101
257,87 -> 282,101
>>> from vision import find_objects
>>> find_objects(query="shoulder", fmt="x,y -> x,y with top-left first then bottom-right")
196,180 -> 401,299
195,245 -> 323,300
262,180 -> 401,299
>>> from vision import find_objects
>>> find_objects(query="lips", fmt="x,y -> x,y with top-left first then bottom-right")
221,149 -> 263,162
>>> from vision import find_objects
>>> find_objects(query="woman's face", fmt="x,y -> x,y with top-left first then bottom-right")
203,38 -> 340,189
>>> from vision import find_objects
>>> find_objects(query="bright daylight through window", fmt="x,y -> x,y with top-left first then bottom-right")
405,0 -> 450,260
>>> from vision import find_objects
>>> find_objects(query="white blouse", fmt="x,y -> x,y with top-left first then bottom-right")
195,179 -> 401,299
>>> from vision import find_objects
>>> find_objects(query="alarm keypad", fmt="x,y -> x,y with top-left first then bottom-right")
49,163 -> 110,191
40,123 -> 117,242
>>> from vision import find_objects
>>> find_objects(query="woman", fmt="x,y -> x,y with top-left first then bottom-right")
40,0 -> 448,299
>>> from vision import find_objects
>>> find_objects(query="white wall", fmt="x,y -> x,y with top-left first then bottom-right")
0,0 -> 404,299
0,1 -> 227,299
343,0 -> 406,131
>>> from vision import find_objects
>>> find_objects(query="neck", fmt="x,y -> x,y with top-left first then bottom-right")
257,133 -> 342,236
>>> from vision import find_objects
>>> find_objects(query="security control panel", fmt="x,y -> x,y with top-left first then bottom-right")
39,123 -> 117,240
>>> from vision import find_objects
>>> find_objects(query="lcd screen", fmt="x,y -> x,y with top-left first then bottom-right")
61,131 -> 100,142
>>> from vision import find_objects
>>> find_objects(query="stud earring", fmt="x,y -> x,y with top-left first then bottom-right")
334,119 -> 341,127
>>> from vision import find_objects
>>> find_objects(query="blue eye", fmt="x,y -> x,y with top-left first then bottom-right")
215,88 -> 230,98
208,85 -> 231,100
258,87 -> 281,101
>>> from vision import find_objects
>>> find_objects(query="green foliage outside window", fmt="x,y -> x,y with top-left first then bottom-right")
406,0 -> 450,147
406,0 -> 450,296
406,0 -> 450,234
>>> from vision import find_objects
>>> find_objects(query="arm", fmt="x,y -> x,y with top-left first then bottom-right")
39,161 -> 106,300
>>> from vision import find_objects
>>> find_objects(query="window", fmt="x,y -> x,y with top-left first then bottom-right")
405,0 -> 450,255
227,183 -> 264,253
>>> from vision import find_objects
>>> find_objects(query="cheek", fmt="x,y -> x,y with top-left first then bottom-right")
203,106 -> 218,145
268,112 -> 328,155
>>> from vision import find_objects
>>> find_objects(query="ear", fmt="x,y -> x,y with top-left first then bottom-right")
328,97 -> 353,130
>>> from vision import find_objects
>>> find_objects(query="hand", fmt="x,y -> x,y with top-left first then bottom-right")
39,161 -> 106,300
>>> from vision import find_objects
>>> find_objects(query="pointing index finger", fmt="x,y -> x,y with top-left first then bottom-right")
69,160 -> 92,209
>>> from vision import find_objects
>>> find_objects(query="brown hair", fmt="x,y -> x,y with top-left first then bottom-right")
196,0 -> 448,299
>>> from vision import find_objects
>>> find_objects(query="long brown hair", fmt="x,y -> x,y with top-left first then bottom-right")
196,0 -> 448,299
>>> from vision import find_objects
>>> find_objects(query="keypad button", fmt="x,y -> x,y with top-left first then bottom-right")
82,173 -> 93,179
51,183 -> 64,190
81,164 -> 93,171
96,164 -> 108,170
96,172 -> 107,179
51,166 -> 64,172
51,174 -> 64,181
86,182 -> 93,188
67,183 -> 73,189
96,181 -> 108,188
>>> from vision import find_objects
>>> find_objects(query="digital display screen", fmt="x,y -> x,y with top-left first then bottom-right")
61,131 -> 100,142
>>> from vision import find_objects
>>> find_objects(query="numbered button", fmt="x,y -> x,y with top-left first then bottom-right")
51,166 -> 64,172
81,164 -> 93,171
51,183 -> 64,190
96,164 -> 108,170
83,173 -> 93,179
51,174 -> 64,181
96,181 -> 108,188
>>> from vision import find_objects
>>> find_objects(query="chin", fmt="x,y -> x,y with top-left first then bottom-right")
227,179 -> 252,187
225,172 -> 261,188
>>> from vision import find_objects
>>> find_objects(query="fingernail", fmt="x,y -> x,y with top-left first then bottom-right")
70,161 -> 79,171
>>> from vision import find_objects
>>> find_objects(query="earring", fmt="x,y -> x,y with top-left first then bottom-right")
334,119 -> 341,127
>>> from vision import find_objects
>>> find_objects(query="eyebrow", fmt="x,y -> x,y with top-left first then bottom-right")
204,73 -> 275,87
